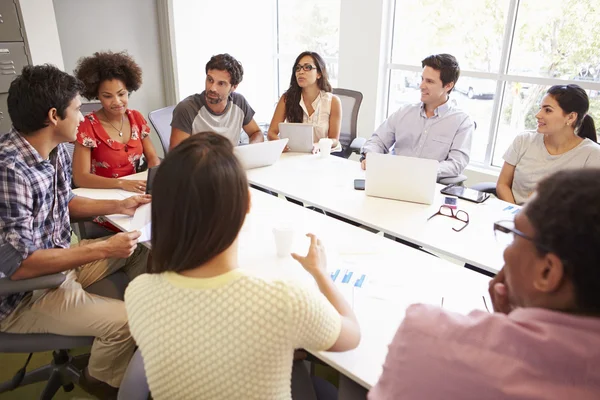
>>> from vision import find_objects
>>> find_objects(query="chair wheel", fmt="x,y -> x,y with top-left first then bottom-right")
63,383 -> 74,392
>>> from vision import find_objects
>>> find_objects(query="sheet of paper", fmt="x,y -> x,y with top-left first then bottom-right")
130,203 -> 152,242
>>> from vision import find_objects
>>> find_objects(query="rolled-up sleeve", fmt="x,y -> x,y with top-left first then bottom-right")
0,167 -> 37,277
438,114 -> 473,178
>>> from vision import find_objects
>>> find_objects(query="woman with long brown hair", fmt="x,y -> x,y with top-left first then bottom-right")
268,51 -> 342,153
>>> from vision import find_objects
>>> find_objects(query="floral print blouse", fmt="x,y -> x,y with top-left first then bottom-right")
76,109 -> 150,179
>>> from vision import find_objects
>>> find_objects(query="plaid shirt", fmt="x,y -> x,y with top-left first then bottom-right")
0,129 -> 74,322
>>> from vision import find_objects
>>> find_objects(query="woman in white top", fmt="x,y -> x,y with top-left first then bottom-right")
125,133 -> 360,400
497,84 -> 600,204
268,51 -> 342,153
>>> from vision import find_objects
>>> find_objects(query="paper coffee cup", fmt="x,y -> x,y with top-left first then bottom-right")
319,138 -> 333,157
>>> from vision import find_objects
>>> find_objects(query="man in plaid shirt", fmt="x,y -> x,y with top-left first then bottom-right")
0,65 -> 150,399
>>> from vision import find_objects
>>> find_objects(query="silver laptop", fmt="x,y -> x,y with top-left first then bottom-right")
234,139 -> 288,170
278,123 -> 314,152
365,153 -> 439,205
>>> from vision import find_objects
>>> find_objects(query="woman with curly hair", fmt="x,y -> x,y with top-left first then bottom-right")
73,51 -> 160,194
267,51 -> 342,153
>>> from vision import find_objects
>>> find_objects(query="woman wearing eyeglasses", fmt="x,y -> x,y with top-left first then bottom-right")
72,51 -> 161,195
369,168 -> 600,400
267,51 -> 342,153
496,84 -> 600,204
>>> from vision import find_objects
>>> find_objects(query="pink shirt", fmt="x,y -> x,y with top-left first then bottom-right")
369,304 -> 600,400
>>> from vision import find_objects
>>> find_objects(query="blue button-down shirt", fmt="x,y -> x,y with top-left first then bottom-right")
362,100 -> 474,178
0,129 -> 75,322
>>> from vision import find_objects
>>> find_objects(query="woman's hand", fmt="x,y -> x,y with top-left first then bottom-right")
292,233 -> 327,277
118,179 -> 147,194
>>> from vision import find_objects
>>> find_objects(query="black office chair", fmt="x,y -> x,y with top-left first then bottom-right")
148,106 -> 176,155
0,270 -> 129,399
332,88 -> 364,158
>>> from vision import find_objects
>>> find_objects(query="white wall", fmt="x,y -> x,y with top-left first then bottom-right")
52,0 -> 166,156
338,0 -> 392,138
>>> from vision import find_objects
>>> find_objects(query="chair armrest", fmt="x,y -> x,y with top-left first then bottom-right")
349,137 -> 366,152
438,174 -> 467,186
0,273 -> 66,296
470,182 -> 497,194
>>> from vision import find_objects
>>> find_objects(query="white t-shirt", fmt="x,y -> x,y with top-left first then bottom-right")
503,131 -> 600,204
125,269 -> 341,400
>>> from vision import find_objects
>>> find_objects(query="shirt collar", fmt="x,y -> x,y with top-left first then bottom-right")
299,91 -> 323,115
419,97 -> 455,118
510,307 -> 600,332
10,129 -> 48,167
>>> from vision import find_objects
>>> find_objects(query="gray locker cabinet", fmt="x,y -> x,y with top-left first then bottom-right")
0,93 -> 10,135
0,41 -> 27,93
0,1 -> 24,42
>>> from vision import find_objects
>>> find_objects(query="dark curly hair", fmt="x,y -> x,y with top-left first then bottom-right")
74,51 -> 143,100
525,168 -> 600,314
205,54 -> 244,86
284,51 -> 332,123
8,64 -> 84,134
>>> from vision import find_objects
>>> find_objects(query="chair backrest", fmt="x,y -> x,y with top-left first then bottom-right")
332,88 -> 363,155
118,349 -> 150,400
148,106 -> 176,155
81,102 -> 103,116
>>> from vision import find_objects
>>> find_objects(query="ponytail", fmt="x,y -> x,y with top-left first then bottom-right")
577,114 -> 597,142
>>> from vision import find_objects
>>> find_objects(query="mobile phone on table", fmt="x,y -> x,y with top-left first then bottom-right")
354,179 -> 365,190
440,184 -> 490,203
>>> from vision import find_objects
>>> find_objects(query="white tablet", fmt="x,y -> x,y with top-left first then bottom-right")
278,123 -> 314,153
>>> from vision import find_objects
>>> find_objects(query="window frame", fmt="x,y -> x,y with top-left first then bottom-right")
385,0 -> 600,169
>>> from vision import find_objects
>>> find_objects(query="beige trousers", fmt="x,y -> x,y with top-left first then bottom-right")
0,238 -> 148,388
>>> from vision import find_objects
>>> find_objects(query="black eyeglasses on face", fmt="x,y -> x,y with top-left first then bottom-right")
427,205 -> 469,232
493,220 -> 551,252
295,64 -> 317,72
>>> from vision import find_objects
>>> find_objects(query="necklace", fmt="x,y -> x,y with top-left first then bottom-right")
101,109 -> 125,137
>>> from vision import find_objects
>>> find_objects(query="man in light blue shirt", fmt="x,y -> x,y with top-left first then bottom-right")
361,54 -> 474,179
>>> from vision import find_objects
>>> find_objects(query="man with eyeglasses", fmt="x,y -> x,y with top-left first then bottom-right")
170,53 -> 264,150
360,54 -> 474,180
369,168 -> 600,399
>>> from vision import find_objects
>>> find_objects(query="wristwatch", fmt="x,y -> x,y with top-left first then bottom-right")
359,152 -> 367,162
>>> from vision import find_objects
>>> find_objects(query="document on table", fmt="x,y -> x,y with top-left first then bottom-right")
130,203 -> 151,242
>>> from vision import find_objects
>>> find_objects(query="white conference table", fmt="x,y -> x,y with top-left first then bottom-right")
74,177 -> 492,391
246,153 -> 518,274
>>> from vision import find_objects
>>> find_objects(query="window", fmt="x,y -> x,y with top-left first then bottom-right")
387,0 -> 600,168
172,0 -> 277,127
277,0 -> 340,96
171,0 -> 340,131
